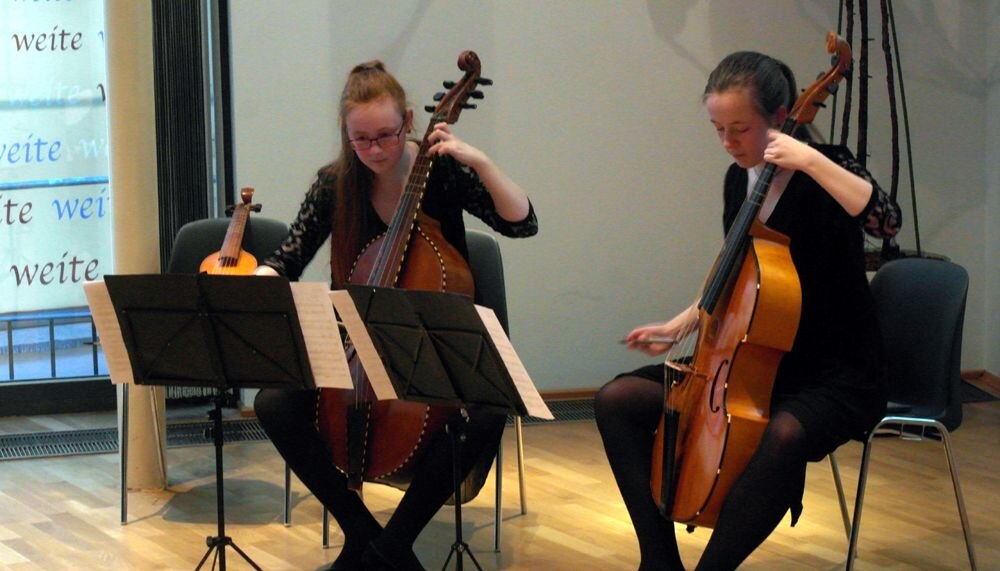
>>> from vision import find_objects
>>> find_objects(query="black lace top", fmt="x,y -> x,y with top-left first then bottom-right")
263,155 -> 538,284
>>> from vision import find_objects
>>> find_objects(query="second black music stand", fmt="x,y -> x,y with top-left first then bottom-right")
104,273 -> 317,571
342,285 -> 529,571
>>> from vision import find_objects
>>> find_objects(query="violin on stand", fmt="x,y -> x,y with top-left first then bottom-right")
199,187 -> 261,275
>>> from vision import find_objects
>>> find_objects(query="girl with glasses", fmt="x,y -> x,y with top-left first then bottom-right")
595,51 -> 901,570
254,60 -> 537,571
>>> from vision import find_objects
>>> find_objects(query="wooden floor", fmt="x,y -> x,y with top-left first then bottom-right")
0,397 -> 997,570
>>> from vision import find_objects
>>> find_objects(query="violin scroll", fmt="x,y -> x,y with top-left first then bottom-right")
789,32 -> 852,126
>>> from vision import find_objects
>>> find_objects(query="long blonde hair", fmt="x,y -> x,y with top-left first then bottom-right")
326,60 -> 408,286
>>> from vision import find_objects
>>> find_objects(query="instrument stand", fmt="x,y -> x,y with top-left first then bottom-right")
195,393 -> 262,571
441,411 -> 482,571
332,285 -> 552,570
96,274 -> 319,571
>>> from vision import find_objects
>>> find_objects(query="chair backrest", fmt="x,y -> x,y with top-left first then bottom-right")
870,257 -> 969,430
465,228 -> 509,335
166,217 -> 289,274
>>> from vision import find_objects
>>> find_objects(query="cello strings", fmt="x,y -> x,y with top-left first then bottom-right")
664,296 -> 701,373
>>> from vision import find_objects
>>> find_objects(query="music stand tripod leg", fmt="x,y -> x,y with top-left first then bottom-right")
195,392 -> 264,571
442,412 -> 483,571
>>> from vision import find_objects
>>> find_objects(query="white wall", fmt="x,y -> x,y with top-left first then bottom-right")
986,2 -> 999,374
230,1 -> 996,392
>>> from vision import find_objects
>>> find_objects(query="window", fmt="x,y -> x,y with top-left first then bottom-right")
1,2 -> 112,387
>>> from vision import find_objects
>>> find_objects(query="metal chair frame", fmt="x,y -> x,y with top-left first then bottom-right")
827,258 -> 976,570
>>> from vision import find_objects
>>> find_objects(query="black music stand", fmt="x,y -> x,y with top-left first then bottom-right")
342,285 -> 528,571
104,273 -> 317,571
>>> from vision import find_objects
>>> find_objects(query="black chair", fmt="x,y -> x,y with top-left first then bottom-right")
829,258 -> 976,570
312,228 -> 528,552
119,216 -> 290,525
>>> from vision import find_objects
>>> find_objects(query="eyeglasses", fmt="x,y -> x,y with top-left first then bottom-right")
348,123 -> 405,151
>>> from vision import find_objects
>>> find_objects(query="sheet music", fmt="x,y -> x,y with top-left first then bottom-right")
476,305 -> 554,420
328,289 -> 397,400
82,281 -> 134,385
290,283 -> 353,389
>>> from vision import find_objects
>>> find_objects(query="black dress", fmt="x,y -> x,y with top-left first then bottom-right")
624,144 -> 901,459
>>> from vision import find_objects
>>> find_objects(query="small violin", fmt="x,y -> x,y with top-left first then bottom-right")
199,187 -> 261,275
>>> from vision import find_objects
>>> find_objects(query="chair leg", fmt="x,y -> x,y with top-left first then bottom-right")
283,462 -> 292,526
515,415 -> 527,515
828,452 -> 851,542
848,419 -> 978,571
846,432 -> 876,571
494,428 -> 504,553
937,424 -> 978,570
494,415 -> 529,553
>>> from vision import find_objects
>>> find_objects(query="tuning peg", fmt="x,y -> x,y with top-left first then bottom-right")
827,83 -> 839,95
433,92 -> 445,101
461,103 -> 477,110
476,77 -> 493,86
443,81 -> 456,89
424,105 -> 436,112
469,90 -> 484,99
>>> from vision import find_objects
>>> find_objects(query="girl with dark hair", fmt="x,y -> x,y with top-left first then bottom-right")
254,61 -> 537,571
595,51 -> 901,570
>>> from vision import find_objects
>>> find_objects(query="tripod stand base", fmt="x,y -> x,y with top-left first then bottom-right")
442,540 -> 483,571
442,416 -> 484,571
195,396 -> 263,571
196,535 -> 263,571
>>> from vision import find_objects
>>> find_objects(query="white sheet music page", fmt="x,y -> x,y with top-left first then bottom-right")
82,281 -> 134,385
289,282 -> 353,389
476,305 -> 554,420
328,289 -> 397,400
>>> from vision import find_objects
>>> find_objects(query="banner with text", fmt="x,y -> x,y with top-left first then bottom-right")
1,0 -> 112,314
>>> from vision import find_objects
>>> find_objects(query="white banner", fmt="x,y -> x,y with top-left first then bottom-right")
1,0 -> 112,313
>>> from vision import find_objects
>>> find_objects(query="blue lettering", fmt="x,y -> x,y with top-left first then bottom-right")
0,134 -> 61,165
6,143 -> 21,162
50,187 -> 108,221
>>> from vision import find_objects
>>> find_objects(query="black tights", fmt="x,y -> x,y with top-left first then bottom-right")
595,375 -> 810,570
255,388 -> 505,568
